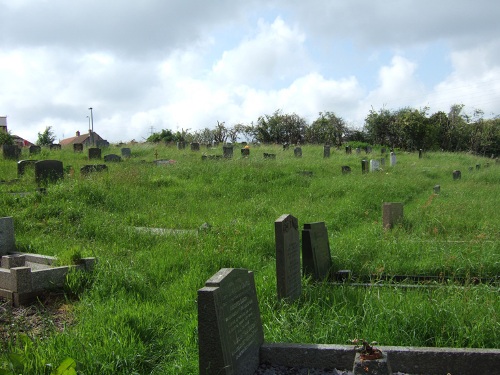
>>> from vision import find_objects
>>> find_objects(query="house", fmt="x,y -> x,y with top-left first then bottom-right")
59,130 -> 106,147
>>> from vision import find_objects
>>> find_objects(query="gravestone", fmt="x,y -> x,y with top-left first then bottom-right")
361,159 -> 369,174
381,148 -> 386,154
198,268 -> 264,375
191,142 -> 200,151
356,147 -> 361,154
223,145 -> 233,158
453,170 -> 461,180
95,140 -> 109,148
323,145 -> 330,158
73,143 -> 83,153
434,185 -> 440,194
88,148 -> 101,160
80,164 -> 107,175
382,202 -> 404,230
121,148 -> 131,158
302,222 -> 332,281
370,159 -> 380,172
380,157 -> 386,167
2,144 -> 21,160
0,216 -> 15,256
282,143 -> 289,151
476,164 -> 481,170
294,147 -> 302,157
17,160 -> 37,177
29,145 -> 41,155
35,160 -> 63,184
390,152 -> 397,166
104,154 -> 122,162
345,146 -> 352,154
275,214 -> 301,301
177,141 -> 186,150
241,148 -> 250,157
419,149 -> 423,159
366,146 -> 372,153
263,153 -> 276,159
49,144 -> 61,151
341,166 -> 351,174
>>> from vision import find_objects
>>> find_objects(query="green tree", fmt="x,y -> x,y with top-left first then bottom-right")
254,110 -> 307,144
364,107 -> 397,147
36,126 -> 56,146
0,130 -> 14,146
307,111 -> 346,146
147,129 -> 175,143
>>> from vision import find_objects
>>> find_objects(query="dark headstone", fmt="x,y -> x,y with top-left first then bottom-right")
361,159 -> 369,174
366,146 -> 372,153
29,145 -> 41,155
434,185 -> 440,194
80,164 -> 108,175
35,160 -> 64,184
88,148 -> 101,160
345,146 -> 352,154
381,148 -> 386,154
382,202 -> 404,230
263,153 -> 276,159
341,166 -> 351,174
294,147 -> 302,157
453,170 -> 461,180
419,149 -> 423,159
2,144 -> 21,160
275,214 -> 301,301
0,216 -> 15,256
476,164 -> 481,170
223,145 -> 233,158
323,145 -> 330,158
104,154 -> 122,162
241,148 -> 250,157
49,144 -> 61,151
302,222 -> 332,280
282,143 -> 289,151
95,140 -> 109,148
177,141 -> 186,150
73,143 -> 84,153
191,142 -> 200,151
356,147 -> 361,154
121,148 -> 131,158
198,268 -> 264,375
17,160 -> 36,177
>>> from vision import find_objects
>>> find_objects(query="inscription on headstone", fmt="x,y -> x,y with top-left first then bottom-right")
302,222 -> 332,280
198,268 -> 264,375
275,214 -> 301,301
382,202 -> 404,229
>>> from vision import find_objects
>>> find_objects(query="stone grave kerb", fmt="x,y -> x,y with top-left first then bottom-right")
198,268 -> 264,375
275,214 -> 301,301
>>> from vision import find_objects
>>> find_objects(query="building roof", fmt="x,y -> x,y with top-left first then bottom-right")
60,132 -> 103,146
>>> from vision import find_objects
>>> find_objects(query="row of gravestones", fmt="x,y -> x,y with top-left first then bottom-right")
2,144 -> 132,160
15,160 -> 113,183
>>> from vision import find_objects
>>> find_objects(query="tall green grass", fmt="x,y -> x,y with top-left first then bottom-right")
0,145 -> 499,374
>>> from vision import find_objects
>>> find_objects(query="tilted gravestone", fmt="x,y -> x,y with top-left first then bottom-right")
88,148 -> 102,160
0,216 -> 15,256
2,144 -> 21,160
104,154 -> 122,162
121,148 -> 131,158
73,143 -> 84,153
223,145 -> 233,158
302,222 -> 332,281
274,214 -> 301,301
17,160 -> 37,177
35,160 -> 64,184
382,202 -> 404,230
29,145 -> 41,155
323,145 -> 330,158
198,268 -> 264,375
294,147 -> 302,157
80,164 -> 108,175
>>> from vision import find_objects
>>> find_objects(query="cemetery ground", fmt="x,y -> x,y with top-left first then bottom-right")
0,144 -> 499,374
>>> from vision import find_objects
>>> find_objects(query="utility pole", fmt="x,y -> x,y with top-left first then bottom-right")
88,107 -> 94,146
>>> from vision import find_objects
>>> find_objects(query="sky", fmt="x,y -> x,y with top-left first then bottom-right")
1,0 -> 499,144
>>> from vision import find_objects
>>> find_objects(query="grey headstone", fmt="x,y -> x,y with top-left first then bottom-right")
80,164 -> 107,175
73,143 -> 84,153
191,142 -> 200,151
275,214 -> 301,301
241,148 -> 250,156
223,145 -> 233,158
95,140 -> 109,148
434,185 -> 440,194
121,148 -> 131,158
453,170 -> 461,180
29,145 -> 41,155
2,144 -> 21,160
198,268 -> 264,375
49,144 -> 61,151
88,148 -> 102,160
390,152 -> 397,166
302,222 -> 332,281
104,154 -> 122,162
17,160 -> 37,177
323,145 -> 330,158
383,202 -> 404,229
369,159 -> 380,172
294,147 -> 302,157
35,160 -> 64,184
0,216 -> 15,256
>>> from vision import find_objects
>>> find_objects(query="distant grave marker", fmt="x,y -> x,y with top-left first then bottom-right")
34,160 -> 64,184
80,164 -> 108,175
419,149 -> 423,159
2,144 -> 20,160
198,268 -> 264,375
361,159 -> 369,174
88,148 -> 101,160
263,153 -> 276,159
104,154 -> 122,162
241,148 -> 250,157
177,141 -> 186,150
369,159 -> 380,172
323,145 -> 330,158
434,185 -> 440,194
341,165 -> 351,174
29,145 -> 41,155
191,142 -> 200,151
390,152 -> 397,166
294,147 -> 302,157
453,170 -> 461,180
382,202 -> 404,229
302,222 -> 332,280
274,214 -> 301,301
73,143 -> 83,153
121,148 -> 131,158
223,145 -> 233,158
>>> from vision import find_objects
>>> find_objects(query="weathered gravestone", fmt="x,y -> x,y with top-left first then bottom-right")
356,147 -> 361,154
345,146 -> 352,154
223,145 -> 233,158
361,159 -> 369,174
17,160 -> 37,177
323,145 -> 330,158
294,147 -> 302,157
80,164 -> 107,175
96,140 -> 109,148
191,142 -> 200,151
29,145 -> 41,155
49,144 -> 61,151
419,149 -> 423,159
104,154 -> 122,162
198,268 -> 264,375
263,153 -> 276,159
35,160 -> 64,184
302,222 -> 332,281
0,216 -> 15,256
241,148 -> 250,157
382,202 -> 404,230
73,143 -> 83,153
177,141 -> 186,150
2,144 -> 21,160
453,170 -> 461,180
88,148 -> 101,160
434,185 -> 440,194
121,148 -> 131,158
341,166 -> 351,174
380,157 -> 386,167
369,159 -> 380,172
275,214 -> 301,301
390,152 -> 397,166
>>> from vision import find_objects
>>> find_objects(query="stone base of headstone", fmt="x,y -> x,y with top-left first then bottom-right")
353,352 -> 392,375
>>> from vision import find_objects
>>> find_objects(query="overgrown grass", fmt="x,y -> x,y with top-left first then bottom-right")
0,144 -> 499,374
